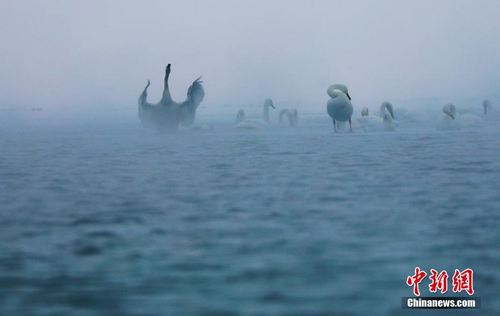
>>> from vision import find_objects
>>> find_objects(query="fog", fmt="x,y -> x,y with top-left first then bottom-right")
1,0 -> 500,118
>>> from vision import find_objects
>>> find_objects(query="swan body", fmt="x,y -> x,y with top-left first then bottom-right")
327,86 -> 353,132
236,98 -> 275,129
438,103 -> 485,129
380,102 -> 396,131
357,115 -> 386,132
138,64 -> 204,132
235,120 -> 267,130
357,102 -> 396,132
279,109 -> 299,127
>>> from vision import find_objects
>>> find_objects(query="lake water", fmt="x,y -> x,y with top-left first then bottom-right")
1,113 -> 499,315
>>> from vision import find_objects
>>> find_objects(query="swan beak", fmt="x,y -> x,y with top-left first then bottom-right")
346,92 -> 351,101
270,102 -> 275,109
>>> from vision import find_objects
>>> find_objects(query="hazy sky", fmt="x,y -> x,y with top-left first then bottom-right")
1,0 -> 500,114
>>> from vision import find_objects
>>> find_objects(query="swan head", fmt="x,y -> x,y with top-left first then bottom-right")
361,107 -> 369,117
442,103 -> 456,119
327,84 -> 351,100
292,109 -> 299,126
328,89 -> 350,100
264,98 -> 275,109
380,102 -> 395,120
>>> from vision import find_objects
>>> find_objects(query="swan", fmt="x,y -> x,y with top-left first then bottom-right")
236,98 -> 275,129
483,100 -> 492,116
263,98 -> 275,124
327,86 -> 353,132
356,102 -> 396,132
482,99 -> 499,122
443,102 -> 489,128
327,84 -> 351,100
279,109 -> 299,127
138,64 -> 205,132
442,103 -> 456,119
236,109 -> 245,124
437,103 -> 460,130
380,102 -> 396,131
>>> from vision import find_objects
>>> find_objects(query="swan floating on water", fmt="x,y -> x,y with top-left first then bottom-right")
236,98 -> 276,129
437,103 -> 460,130
138,64 -> 205,131
481,99 -> 499,122
236,109 -> 245,124
483,100 -> 492,116
357,102 -> 396,132
263,98 -> 275,124
439,104 -> 484,129
279,109 -> 299,127
326,84 -> 353,132
380,102 -> 396,131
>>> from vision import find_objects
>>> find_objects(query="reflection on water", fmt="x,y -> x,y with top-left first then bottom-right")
1,118 -> 499,315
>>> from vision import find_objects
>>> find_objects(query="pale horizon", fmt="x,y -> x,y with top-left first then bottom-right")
1,0 -> 500,117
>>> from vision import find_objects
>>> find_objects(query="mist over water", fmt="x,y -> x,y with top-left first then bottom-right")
1,0 -> 500,116
1,1 -> 500,315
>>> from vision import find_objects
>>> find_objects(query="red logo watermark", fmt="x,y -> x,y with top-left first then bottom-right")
406,267 -> 474,297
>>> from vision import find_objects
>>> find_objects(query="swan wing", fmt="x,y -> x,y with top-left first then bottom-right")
187,77 -> 205,107
138,80 -> 156,127
178,77 -> 205,126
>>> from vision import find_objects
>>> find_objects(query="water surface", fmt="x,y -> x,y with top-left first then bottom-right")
1,118 -> 499,315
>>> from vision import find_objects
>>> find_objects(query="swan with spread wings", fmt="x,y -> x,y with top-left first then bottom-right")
138,64 -> 205,131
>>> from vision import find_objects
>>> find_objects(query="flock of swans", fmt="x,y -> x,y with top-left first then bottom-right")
138,65 -> 495,132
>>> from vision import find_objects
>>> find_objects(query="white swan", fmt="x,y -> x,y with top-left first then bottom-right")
138,64 -> 205,132
451,102 -> 485,128
236,98 -> 276,129
279,109 -> 299,127
263,98 -> 275,124
438,103 -> 483,129
380,102 -> 396,131
357,102 -> 396,132
437,103 -> 460,130
326,86 -> 353,132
